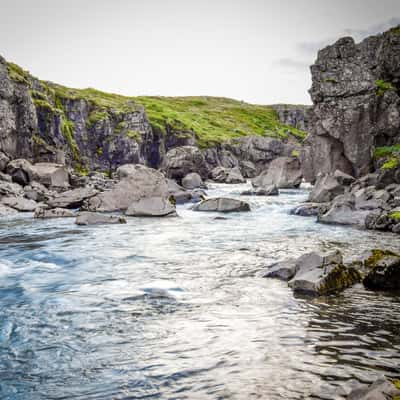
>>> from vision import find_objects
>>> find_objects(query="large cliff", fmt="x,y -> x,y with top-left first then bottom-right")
301,26 -> 400,183
0,55 -> 307,178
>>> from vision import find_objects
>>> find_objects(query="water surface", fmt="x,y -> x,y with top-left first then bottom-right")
1,183 -> 399,399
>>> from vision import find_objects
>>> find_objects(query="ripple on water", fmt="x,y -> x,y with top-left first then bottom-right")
0,183 -> 400,400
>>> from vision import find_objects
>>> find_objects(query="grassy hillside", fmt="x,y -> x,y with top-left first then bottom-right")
7,60 -> 307,148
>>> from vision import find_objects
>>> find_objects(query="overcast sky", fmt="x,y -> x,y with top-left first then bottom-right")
1,0 -> 400,105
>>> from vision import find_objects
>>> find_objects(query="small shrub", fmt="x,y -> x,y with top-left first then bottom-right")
375,79 -> 395,96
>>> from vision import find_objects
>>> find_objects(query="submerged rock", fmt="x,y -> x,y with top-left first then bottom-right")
75,212 -> 127,225
125,197 -> 176,217
193,197 -> 250,213
34,207 -> 75,219
290,202 -> 329,216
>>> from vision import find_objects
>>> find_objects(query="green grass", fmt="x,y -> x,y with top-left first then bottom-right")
374,145 -> 400,158
6,62 -> 30,84
375,79 -> 396,96
87,110 -> 109,128
135,96 -> 307,147
390,26 -> 400,35
382,157 -> 399,170
390,212 -> 400,221
60,116 -> 79,160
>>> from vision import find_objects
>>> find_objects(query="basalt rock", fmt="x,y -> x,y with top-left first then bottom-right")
193,197 -> 250,213
301,27 -> 400,183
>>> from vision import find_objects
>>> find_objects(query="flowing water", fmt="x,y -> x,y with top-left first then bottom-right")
1,183 -> 400,400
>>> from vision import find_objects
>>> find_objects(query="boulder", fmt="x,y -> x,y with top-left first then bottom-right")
318,194 -> 371,227
308,173 -> 345,203
0,203 -> 18,217
1,196 -> 38,211
34,207 -> 75,219
241,185 -> 279,196
193,197 -> 250,213
0,151 -> 10,172
334,169 -> 355,186
288,250 -> 361,296
6,159 -> 35,186
182,172 -> 203,189
23,181 -> 53,202
48,187 -> 99,209
125,197 -> 176,217
75,212 -> 127,225
262,259 -> 297,281
31,163 -> 69,189
290,202 -> 330,216
163,146 -> 209,180
360,249 -> 400,291
347,378 -> 400,400
0,172 -> 12,182
252,157 -> 302,189
84,165 -> 169,212
211,166 -> 246,184
0,180 -> 24,197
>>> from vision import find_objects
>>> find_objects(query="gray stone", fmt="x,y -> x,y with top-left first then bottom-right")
182,172 -> 203,189
252,157 -> 302,189
308,173 -> 345,203
0,203 -> 18,216
347,378 -> 400,400
125,197 -> 176,217
85,165 -> 169,212
290,202 -> 330,216
193,197 -> 250,213
211,166 -> 245,184
34,207 -> 75,219
262,259 -> 297,281
1,196 -> 38,211
48,187 -> 99,209
75,212 -> 127,225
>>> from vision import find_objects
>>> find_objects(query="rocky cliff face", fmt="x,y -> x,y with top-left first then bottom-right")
271,104 -> 311,132
301,26 -> 400,183
0,55 -> 307,180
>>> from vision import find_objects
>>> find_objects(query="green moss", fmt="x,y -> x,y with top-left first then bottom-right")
74,163 -> 89,176
291,150 -> 300,157
115,121 -> 128,134
126,130 -> 142,141
86,110 -> 109,128
96,147 -> 103,156
390,26 -> 400,35
324,77 -> 337,84
364,249 -> 398,268
32,98 -> 58,113
382,157 -> 399,170
318,264 -> 361,295
389,212 -> 400,221
60,116 -> 79,160
374,145 -> 400,158
30,89 -> 47,101
375,79 -> 396,96
6,62 -> 30,84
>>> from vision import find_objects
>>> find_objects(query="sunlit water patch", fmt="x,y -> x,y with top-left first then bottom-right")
0,182 -> 399,399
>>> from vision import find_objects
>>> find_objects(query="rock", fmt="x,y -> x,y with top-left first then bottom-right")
0,172 -> 12,182
84,165 -> 169,212
115,164 -> 140,180
301,28 -> 400,182
241,185 -> 279,196
360,249 -> 400,290
289,250 -> 361,295
0,152 -> 10,172
6,159 -> 35,186
190,188 -> 207,203
262,259 -> 297,281
125,197 -> 176,217
308,173 -> 345,203
182,172 -> 203,189
318,194 -> 371,227
75,212 -> 127,225
163,146 -> 209,180
334,169 -> 355,186
0,203 -> 18,216
211,166 -> 245,184
1,196 -> 38,211
23,181 -> 53,202
31,163 -> 69,189
48,187 -> 99,209
347,378 -> 400,400
11,168 -> 30,186
252,157 -> 302,189
0,180 -> 24,197
193,197 -> 251,213
34,207 -> 75,218
290,202 -> 330,216
271,104 -> 311,131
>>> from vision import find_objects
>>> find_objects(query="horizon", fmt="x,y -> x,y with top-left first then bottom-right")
1,0 -> 400,105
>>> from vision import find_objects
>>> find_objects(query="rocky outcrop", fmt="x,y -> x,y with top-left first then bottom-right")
34,207 -> 75,218
301,27 -> 400,183
48,187 -> 99,209
271,104 -> 311,131
347,378 -> 400,400
193,197 -> 250,213
210,166 -> 245,184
